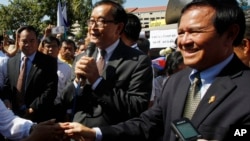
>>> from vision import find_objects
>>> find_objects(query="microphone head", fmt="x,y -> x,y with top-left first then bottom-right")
86,42 -> 96,57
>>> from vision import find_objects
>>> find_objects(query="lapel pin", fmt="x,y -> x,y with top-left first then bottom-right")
208,96 -> 216,104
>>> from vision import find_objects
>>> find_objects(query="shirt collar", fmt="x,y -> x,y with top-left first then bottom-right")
189,53 -> 234,84
21,51 -> 36,62
97,39 -> 119,60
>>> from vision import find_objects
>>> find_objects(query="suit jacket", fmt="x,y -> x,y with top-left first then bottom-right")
61,41 -> 153,126
100,55 -> 250,141
3,51 -> 58,122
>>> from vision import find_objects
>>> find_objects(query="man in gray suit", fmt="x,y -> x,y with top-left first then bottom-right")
60,0 -> 153,126
61,0 -> 250,141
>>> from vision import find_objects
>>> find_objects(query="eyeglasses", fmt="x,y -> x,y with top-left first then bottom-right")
87,19 -> 116,28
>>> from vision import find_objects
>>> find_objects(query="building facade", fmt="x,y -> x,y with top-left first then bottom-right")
126,6 -> 167,29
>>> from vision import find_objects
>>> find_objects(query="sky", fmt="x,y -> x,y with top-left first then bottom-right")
0,0 -> 168,8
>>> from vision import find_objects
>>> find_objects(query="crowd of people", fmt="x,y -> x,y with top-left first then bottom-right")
0,0 -> 250,141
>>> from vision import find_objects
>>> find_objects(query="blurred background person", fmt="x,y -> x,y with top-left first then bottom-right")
1,30 -> 19,58
234,8 -> 250,67
121,13 -> 141,50
137,37 -> 150,55
149,48 -> 185,107
41,35 -> 72,121
58,39 -> 76,67
38,24 -> 54,53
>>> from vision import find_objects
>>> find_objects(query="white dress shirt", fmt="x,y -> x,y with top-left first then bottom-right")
0,56 -> 8,90
0,99 -> 33,140
55,59 -> 72,104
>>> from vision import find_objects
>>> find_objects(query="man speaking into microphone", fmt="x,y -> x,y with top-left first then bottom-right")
59,0 -> 153,127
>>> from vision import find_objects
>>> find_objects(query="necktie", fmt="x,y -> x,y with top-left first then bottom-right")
97,49 -> 106,75
16,56 -> 28,94
183,73 -> 201,119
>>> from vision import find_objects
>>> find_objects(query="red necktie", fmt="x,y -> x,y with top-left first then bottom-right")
97,50 -> 106,75
16,56 -> 28,94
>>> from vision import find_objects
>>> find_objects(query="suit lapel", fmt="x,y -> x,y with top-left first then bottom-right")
102,42 -> 124,79
171,69 -> 191,120
26,52 -> 39,88
14,53 -> 21,84
192,76 -> 236,126
191,55 -> 245,127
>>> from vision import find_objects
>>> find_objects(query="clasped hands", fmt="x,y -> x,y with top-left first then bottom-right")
27,120 -> 96,141
74,56 -> 100,85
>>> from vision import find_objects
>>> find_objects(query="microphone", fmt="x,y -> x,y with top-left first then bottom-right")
85,42 -> 96,57
79,42 -> 96,83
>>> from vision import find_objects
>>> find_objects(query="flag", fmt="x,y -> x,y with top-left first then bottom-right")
62,3 -> 68,26
57,1 -> 68,27
152,57 -> 166,71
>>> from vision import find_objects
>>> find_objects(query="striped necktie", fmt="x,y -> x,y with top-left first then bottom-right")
16,56 -> 28,94
97,49 -> 106,75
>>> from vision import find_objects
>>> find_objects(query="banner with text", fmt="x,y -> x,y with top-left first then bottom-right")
149,29 -> 177,48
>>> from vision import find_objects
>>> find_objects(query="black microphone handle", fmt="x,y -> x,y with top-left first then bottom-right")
79,42 -> 96,83
86,42 -> 96,57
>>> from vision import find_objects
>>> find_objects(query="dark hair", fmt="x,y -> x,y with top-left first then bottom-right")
137,38 -> 150,54
93,0 -> 127,33
17,25 -> 38,38
166,51 -> 183,75
180,0 -> 245,46
123,13 -> 142,41
61,39 -> 76,50
42,36 -> 60,47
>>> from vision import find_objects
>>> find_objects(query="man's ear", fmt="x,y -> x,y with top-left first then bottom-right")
228,24 -> 240,41
225,24 -> 240,46
116,23 -> 124,35
242,38 -> 250,55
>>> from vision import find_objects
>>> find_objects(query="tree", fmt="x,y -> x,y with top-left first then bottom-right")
70,0 -> 93,39
238,0 -> 248,7
0,0 -> 57,35
0,0 -> 126,38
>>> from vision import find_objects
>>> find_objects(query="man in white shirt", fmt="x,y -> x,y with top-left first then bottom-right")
0,98 -> 66,141
40,35 -> 72,121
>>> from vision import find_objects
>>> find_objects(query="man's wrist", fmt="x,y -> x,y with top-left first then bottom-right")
92,127 -> 102,141
29,123 -> 37,134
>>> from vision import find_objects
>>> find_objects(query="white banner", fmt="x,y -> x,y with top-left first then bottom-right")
52,26 -> 65,34
149,29 -> 177,48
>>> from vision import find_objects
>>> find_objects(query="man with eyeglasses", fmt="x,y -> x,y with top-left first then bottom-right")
60,0 -> 153,128
60,0 -> 250,141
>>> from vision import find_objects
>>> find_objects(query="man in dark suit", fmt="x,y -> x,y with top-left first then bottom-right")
2,26 -> 58,122
61,0 -> 250,141
60,0 -> 153,126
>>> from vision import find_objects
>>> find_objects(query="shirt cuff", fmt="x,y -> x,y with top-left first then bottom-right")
92,127 -> 103,141
92,77 -> 103,90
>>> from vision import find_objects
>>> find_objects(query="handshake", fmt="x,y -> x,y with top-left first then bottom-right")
24,119 -> 96,141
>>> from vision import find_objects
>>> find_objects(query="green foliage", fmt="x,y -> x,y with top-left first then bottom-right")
0,0 -> 126,38
238,0 -> 248,6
